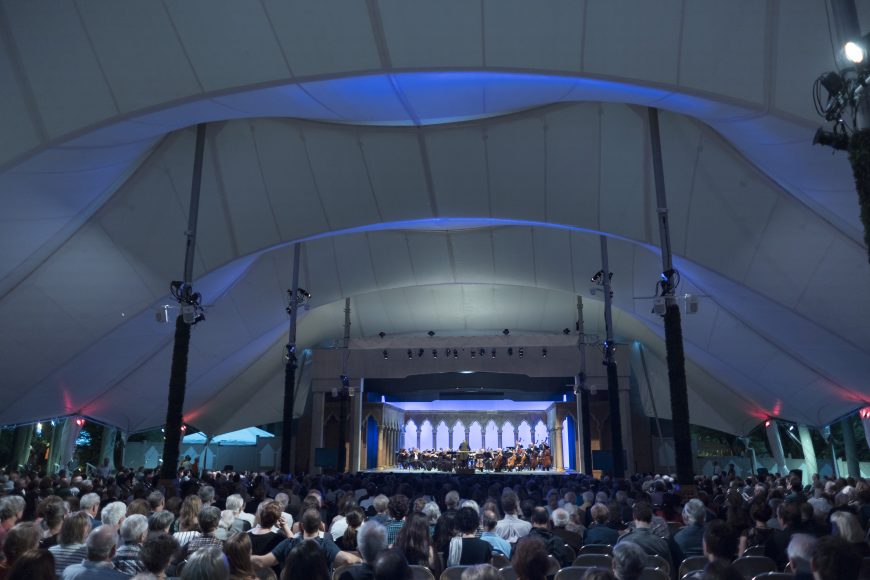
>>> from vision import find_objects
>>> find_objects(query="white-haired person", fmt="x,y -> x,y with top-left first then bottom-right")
671,498 -> 706,563
830,510 -> 870,558
179,546 -> 229,580
550,508 -> 582,552
101,501 -> 128,531
113,514 -> 148,575
218,494 -> 252,539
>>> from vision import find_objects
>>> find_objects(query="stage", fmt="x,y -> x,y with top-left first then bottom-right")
368,468 -> 574,476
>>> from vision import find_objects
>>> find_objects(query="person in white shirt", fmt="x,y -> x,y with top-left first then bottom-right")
494,493 -> 531,544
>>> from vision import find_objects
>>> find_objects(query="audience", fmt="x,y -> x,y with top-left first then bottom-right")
180,545 -> 229,580
113,513 -> 148,574
49,512 -> 91,577
62,525 -> 127,579
0,522 -> 41,578
511,537 -> 549,580
611,542 -> 645,580
7,548 -> 55,580
280,539 -> 330,580
372,547 -> 411,580
448,506 -> 492,566
616,502 -> 671,568
133,534 -> 178,580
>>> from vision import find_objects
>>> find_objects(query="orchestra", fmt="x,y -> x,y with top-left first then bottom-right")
395,440 -> 552,473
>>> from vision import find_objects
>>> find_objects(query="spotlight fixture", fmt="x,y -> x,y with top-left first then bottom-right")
860,407 -> 870,420
764,418 -> 772,428
502,329 -> 510,335
507,347 -> 513,357
74,417 -> 85,427
407,349 -> 413,360
418,348 -> 424,358
428,330 -> 436,337
518,347 -> 524,358
542,348 -> 548,358
383,349 -> 389,360
180,424 -> 187,432
378,331 -> 386,339
445,348 -> 451,358
432,349 -> 438,359
845,40 -> 866,64
591,270 -> 613,285
812,127 -> 849,151
562,328 -> 570,335
479,348 -> 485,357
470,350 -> 476,359
453,349 -> 458,359
491,349 -> 496,358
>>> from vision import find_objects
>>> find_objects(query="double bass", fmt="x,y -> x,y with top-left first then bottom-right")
541,443 -> 552,470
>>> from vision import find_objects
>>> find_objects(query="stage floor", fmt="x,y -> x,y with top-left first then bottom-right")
369,468 -> 574,476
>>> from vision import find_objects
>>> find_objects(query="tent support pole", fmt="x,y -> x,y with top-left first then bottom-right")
280,243 -> 302,474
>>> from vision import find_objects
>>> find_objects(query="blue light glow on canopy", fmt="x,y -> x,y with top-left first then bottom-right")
391,400 -> 553,412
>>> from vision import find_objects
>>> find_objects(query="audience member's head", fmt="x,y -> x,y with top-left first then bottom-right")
512,536 -> 549,580
812,536 -> 861,580
830,511 -> 865,543
2,523 -> 41,564
197,485 -> 215,506
445,491 -> 461,510
422,501 -> 441,525
590,504 -> 610,524
100,501 -> 127,528
373,547 -> 411,580
612,542 -> 645,580
551,508 -> 570,529
631,502 -> 653,525
121,513 -> 148,546
148,510 -> 174,535
86,525 -> 118,562
359,520 -> 389,563
530,507 -> 550,529
7,549 -> 55,580
224,531 -> 256,579
682,498 -> 706,526
703,520 -> 737,562
147,490 -> 165,512
388,495 -> 410,521
258,501 -> 283,530
197,506 -> 221,534
373,495 -> 390,514
58,511 -> 91,547
457,506 -> 480,535
181,545 -> 229,580
301,508 -> 322,535
502,493 -> 519,516
461,563 -> 501,580
786,533 -> 816,575
139,534 -> 178,576
281,539 -> 329,580
482,510 -> 499,532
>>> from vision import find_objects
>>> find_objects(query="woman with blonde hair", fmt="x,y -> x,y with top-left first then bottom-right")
224,532 -> 257,580
48,512 -> 91,578
830,510 -> 870,557
173,495 -> 202,548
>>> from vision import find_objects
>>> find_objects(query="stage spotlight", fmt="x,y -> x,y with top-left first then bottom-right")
507,347 -> 513,356
407,349 -> 413,360
479,348 -> 485,357
812,127 -> 849,150
445,348 -> 451,358
562,328 -> 570,335
378,331 -> 386,338
453,349 -> 458,359
432,349 -> 438,359
542,348 -> 548,358
491,349 -> 496,358
519,347 -> 524,358
819,71 -> 845,95
470,350 -> 475,359
383,349 -> 389,360
591,270 -> 613,285
75,417 -> 85,427
845,40 -> 866,64
503,329 -> 510,335
428,330 -> 436,337
418,348 -> 424,358
764,418 -> 772,428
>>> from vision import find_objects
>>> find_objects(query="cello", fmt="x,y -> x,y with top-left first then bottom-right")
541,443 -> 552,470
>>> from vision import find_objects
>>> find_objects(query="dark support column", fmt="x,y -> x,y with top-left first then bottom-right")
600,236 -> 624,478
160,123 -> 207,484
280,243 -> 302,474
575,296 -> 592,474
337,298 -> 351,472
648,108 -> 694,486
842,417 -> 860,478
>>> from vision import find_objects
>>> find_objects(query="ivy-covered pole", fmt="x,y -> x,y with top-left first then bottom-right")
648,108 -> 694,488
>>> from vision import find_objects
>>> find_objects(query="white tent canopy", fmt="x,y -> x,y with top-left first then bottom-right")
0,2 -> 868,437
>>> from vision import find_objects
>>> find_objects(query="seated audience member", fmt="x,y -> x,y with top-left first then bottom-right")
37,496 -> 65,548
371,495 -> 391,525
132,534 -> 178,580
616,502 -> 671,568
526,507 -> 572,567
672,498 -> 706,563
147,491 -> 165,514
786,533 -> 816,578
224,532 -> 259,580
127,499 -> 151,517
62,525 -> 128,579
394,512 -> 438,573
183,506 -> 223,557
173,496 -> 202,546
697,560 -> 743,580
252,508 -> 360,571
280,539 -> 330,580
764,501 -> 801,569
611,542 -> 646,580
447,507 -> 492,566
738,501 -> 773,555
460,564 -> 501,580
49,512 -> 91,578
79,494 -> 102,529
829,511 -> 870,558
479,510 -> 511,558
336,507 -> 365,552
702,520 -> 737,565
273,493 -> 294,530
550,508 -> 582,552
0,523 -> 42,578
386,495 -> 410,546
219,495 -> 253,539
101,501 -> 128,531
248,501 -> 287,575
339,520 -> 388,580
197,485 -> 216,507
113,514 -> 148,575
495,493 -> 531,545
372,547 -> 411,580
180,546 -> 229,580
511,537 -> 549,580
810,536 -> 861,580
584,504 -> 618,546
7,548 -> 55,580
147,511 -> 174,539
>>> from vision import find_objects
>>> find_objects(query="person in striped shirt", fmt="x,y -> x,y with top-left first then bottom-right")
49,512 -> 91,578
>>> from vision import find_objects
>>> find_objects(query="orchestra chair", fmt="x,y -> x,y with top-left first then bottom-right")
440,566 -> 470,580
563,546 -> 576,563
491,554 -> 510,569
410,565 -> 436,580
644,554 -> 669,576
499,565 -> 518,580
742,545 -> 766,558
572,554 -> 612,568
678,556 -> 707,579
578,545 -> 613,556
546,555 -> 561,577
730,556 -> 776,579
333,565 -> 356,580
750,574 -> 793,580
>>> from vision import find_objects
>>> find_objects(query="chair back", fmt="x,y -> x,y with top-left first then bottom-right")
546,555 -> 561,577
731,556 -> 776,578
742,545 -> 766,558
491,554 -> 510,569
410,566 -> 436,580
440,567 -> 470,580
333,565 -> 356,580
751,574 -> 794,580
563,545 -> 576,563
572,554 -> 612,569
639,569 -> 668,580
644,554 -> 670,576
553,567 -> 595,580
578,544 -> 613,556
499,565 -> 517,580
678,556 -> 707,579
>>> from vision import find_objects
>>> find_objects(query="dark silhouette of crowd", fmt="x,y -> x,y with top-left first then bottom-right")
0,464 -> 867,580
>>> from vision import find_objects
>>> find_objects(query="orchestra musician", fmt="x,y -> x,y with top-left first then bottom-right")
393,440 -> 555,473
